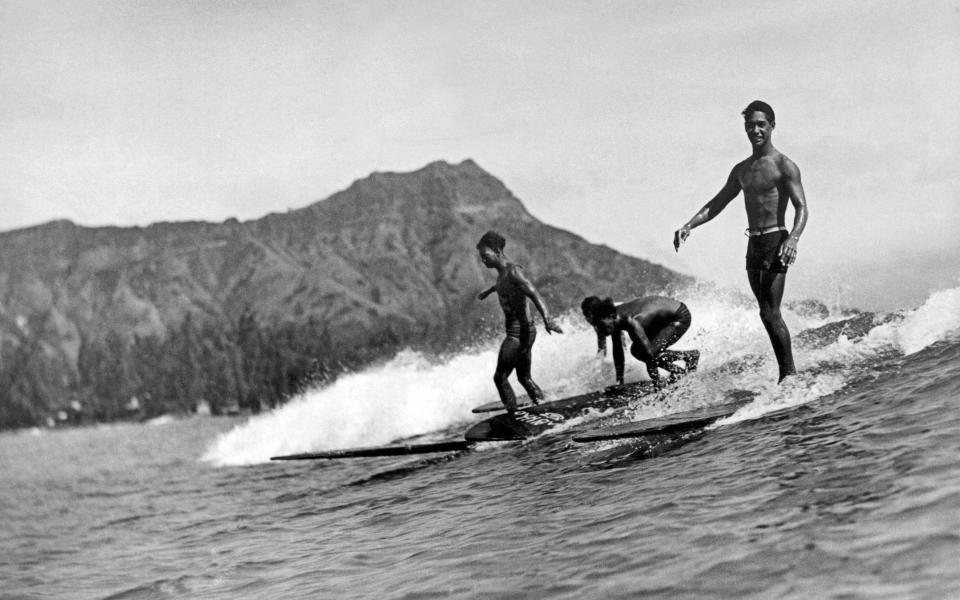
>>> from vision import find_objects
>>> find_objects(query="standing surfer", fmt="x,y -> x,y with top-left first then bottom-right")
477,230 -> 563,412
582,296 -> 699,387
674,100 -> 809,382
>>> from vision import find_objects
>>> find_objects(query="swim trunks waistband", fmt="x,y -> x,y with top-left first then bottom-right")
505,321 -> 536,339
745,225 -> 788,237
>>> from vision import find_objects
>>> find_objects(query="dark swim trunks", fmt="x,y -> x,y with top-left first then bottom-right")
746,230 -> 790,273
505,320 -> 536,346
674,302 -> 692,330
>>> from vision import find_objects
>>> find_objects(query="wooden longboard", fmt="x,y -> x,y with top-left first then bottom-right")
270,440 -> 472,460
471,399 -> 534,413
572,396 -> 755,443
464,382 -> 654,441
270,382 -> 657,460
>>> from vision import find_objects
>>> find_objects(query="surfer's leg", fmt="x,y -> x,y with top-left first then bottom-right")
682,349 -> 700,371
649,305 -> 695,380
655,351 -> 686,373
649,303 -> 692,353
654,349 -> 699,372
515,330 -> 544,404
748,270 -> 796,382
494,336 -> 520,411
629,342 -> 664,387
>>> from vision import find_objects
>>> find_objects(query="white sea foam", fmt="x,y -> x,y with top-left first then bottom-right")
203,284 -> 960,466
203,315 -> 607,466
868,285 -> 960,355
711,284 -> 960,427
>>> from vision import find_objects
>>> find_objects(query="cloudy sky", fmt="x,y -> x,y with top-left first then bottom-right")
2,1 -> 957,310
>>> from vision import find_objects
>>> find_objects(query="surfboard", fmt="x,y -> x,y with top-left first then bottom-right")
571,395 -> 754,443
270,440 -> 472,460
583,431 -> 697,466
471,398 -> 534,413
470,383 -> 646,413
271,382 -> 656,460
464,381 -> 654,441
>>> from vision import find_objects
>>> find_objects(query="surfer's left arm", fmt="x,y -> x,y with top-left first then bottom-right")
512,267 -> 563,334
778,157 -> 808,266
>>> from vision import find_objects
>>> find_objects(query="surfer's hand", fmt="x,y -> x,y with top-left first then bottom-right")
779,236 -> 799,265
673,226 -> 690,252
478,290 -> 490,300
545,319 -> 563,334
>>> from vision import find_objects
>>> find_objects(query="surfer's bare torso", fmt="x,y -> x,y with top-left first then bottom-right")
736,151 -> 798,231
496,265 -> 535,332
612,296 -> 683,345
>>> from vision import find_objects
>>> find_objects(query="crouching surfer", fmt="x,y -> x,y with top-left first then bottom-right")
581,296 -> 699,387
477,230 -> 563,413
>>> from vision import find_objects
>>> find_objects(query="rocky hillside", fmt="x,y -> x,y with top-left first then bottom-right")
0,159 -> 692,424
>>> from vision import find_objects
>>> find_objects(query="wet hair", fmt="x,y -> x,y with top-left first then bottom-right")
581,296 -> 602,319
592,297 -> 617,320
742,100 -> 775,125
476,230 -> 506,251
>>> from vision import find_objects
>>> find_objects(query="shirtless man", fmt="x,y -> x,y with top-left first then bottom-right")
477,231 -> 563,412
583,296 -> 700,387
674,100 -> 809,382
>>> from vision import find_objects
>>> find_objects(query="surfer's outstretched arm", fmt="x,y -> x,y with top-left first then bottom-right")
674,166 -> 742,251
477,285 -> 497,300
510,267 -> 563,334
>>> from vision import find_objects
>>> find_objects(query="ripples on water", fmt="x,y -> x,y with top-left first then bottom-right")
2,288 -> 959,599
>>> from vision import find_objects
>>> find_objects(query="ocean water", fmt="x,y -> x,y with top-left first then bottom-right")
2,285 -> 960,599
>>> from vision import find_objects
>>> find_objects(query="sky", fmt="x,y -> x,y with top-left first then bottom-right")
2,0 -> 958,310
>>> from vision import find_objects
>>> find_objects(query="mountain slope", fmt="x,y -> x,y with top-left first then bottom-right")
0,159 -> 692,423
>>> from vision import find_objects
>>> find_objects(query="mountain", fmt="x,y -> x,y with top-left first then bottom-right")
0,159 -> 692,426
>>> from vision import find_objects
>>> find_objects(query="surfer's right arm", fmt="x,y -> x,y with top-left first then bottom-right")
674,165 -> 742,251
594,327 -> 607,356
477,285 -> 497,300
612,327 -> 625,384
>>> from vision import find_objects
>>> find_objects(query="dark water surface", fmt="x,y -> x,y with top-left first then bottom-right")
3,290 -> 959,599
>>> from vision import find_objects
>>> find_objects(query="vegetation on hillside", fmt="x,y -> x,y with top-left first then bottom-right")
0,308 -> 406,430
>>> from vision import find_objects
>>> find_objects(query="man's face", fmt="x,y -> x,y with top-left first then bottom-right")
744,111 -> 774,147
477,245 -> 499,268
597,315 -> 617,334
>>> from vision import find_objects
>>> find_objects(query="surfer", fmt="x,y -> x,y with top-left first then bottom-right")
673,100 -> 809,383
477,230 -> 563,412
583,296 -> 700,387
